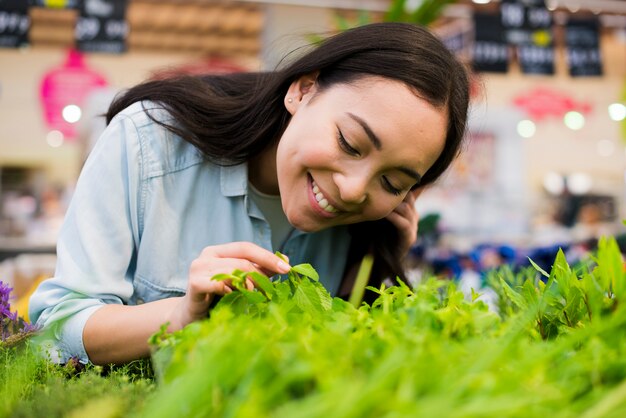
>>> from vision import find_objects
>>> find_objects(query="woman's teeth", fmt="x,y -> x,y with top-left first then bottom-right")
312,181 -> 338,213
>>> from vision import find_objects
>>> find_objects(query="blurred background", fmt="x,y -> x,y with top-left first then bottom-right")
0,0 -> 625,298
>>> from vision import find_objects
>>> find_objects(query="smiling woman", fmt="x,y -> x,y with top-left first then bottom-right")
268,76 -> 448,232
28,22 -> 470,365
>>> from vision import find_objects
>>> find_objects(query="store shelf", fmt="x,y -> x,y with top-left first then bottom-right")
28,1 -> 264,56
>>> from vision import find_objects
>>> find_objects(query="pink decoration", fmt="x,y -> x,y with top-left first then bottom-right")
512,87 -> 593,121
40,49 -> 108,140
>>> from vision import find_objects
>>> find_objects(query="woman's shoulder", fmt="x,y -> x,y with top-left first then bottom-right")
111,100 -> 207,176
112,100 -> 175,128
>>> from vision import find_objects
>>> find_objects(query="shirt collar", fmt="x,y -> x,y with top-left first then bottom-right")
220,163 -> 248,197
219,161 -> 307,240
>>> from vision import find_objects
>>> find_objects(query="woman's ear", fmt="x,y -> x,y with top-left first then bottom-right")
284,72 -> 319,115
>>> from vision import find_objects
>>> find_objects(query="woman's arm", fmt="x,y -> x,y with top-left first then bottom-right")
29,111 -> 144,365
83,297 -> 181,365
84,242 -> 291,365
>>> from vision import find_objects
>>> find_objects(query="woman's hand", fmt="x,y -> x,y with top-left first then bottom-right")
170,242 -> 291,330
385,188 -> 423,257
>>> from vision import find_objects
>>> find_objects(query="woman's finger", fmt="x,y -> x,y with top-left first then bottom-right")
386,210 -> 410,229
201,242 -> 291,274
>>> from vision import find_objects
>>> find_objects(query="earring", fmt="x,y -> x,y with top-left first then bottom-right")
287,98 -> 293,103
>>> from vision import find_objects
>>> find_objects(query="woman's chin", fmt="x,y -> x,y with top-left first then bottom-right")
285,214 -> 325,233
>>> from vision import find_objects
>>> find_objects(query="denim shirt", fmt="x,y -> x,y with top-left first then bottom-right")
28,101 -> 351,364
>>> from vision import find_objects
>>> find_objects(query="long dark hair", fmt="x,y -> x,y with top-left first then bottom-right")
106,22 -> 470,298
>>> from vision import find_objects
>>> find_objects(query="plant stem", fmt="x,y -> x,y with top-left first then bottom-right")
583,295 -> 593,322
563,310 -> 573,327
348,254 -> 374,308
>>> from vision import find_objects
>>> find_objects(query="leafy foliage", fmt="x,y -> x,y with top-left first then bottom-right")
308,0 -> 457,43
141,240 -> 626,417
0,343 -> 154,418
385,0 -> 457,27
2,238 -> 626,417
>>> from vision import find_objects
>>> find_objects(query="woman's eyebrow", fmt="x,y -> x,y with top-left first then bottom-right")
399,167 -> 421,184
346,112 -> 421,184
346,112 -> 381,150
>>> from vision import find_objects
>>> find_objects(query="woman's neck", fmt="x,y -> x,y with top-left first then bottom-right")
248,142 -> 279,195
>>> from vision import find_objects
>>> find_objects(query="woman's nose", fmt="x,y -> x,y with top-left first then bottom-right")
333,172 -> 368,205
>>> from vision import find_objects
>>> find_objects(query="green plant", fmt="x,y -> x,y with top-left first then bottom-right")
2,237 -> 625,417
139,237 -> 626,418
309,0 -> 457,43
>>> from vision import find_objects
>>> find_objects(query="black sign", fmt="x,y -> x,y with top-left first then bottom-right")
566,18 -> 602,77
501,0 -> 554,75
473,12 -> 509,73
75,0 -> 128,53
0,0 -> 30,48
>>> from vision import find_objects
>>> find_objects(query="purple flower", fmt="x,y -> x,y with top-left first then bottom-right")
1,280 -> 15,319
1,280 -> 36,343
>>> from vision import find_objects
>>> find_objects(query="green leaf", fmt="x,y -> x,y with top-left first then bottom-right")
218,292 -> 247,312
528,257 -> 550,278
274,280 -> 293,302
291,263 -> 320,281
499,277 -> 527,310
597,237 -> 625,301
357,9 -> 372,26
274,251 -> 289,263
294,278 -> 327,314
211,271 -> 246,291
210,273 -> 237,282
247,271 -> 275,300
314,281 -> 333,311
241,290 -> 267,305
385,0 -> 407,22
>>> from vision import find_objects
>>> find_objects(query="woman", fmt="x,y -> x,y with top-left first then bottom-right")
29,22 -> 470,365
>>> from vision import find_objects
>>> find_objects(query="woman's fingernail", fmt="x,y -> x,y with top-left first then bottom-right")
277,260 -> 291,272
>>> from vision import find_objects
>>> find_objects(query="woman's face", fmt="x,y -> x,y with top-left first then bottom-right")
270,75 -> 448,232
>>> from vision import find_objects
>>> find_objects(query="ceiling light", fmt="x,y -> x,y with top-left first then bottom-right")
517,119 -> 536,138
567,172 -> 592,195
46,130 -> 64,148
608,103 -> 626,121
543,172 -> 564,195
564,111 -> 585,130
62,104 -> 82,123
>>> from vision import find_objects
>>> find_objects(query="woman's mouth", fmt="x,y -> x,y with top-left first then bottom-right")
308,175 -> 340,218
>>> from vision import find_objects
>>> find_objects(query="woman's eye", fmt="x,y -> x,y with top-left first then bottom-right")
382,177 -> 403,196
337,130 -> 360,157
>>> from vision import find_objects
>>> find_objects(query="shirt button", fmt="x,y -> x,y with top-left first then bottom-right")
136,298 -> 144,305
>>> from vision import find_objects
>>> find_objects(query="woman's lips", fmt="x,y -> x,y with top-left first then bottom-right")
307,174 -> 340,218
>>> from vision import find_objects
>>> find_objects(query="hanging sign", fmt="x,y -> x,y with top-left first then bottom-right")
472,12 -> 509,73
75,0 -> 128,53
435,19 -> 473,63
566,18 -> 602,77
39,49 -> 108,140
0,0 -> 30,48
501,0 -> 554,75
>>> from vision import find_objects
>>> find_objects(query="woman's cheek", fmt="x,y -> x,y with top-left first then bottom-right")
361,205 -> 393,222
